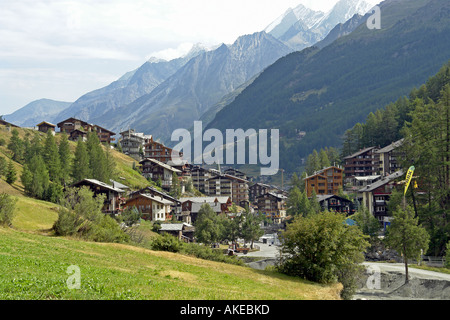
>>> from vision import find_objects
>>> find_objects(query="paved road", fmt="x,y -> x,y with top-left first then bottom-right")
363,262 -> 450,281
234,242 -> 280,258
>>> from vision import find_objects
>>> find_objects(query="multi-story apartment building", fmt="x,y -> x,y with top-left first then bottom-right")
375,139 -> 404,177
256,192 -> 287,224
343,147 -> 380,182
358,170 -> 404,228
144,137 -> 181,163
140,158 -> 182,191
119,129 -> 152,160
304,166 -> 344,197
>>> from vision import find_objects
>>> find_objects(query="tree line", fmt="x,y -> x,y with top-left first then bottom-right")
5,129 -> 116,203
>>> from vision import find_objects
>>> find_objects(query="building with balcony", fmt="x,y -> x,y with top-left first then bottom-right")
144,137 -> 180,163
304,166 -> 344,197
344,147 -> 380,182
124,192 -> 174,222
139,158 -> 182,191
256,192 -> 287,224
70,179 -> 125,214
119,129 -> 152,160
358,170 -> 404,227
375,139 -> 404,177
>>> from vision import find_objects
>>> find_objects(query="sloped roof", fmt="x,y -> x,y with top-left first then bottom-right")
376,139 -> 404,154
180,196 -> 230,204
140,193 -> 174,205
160,223 -> 193,231
139,158 -> 181,173
71,179 -> 124,193
358,170 -> 404,193
191,202 -> 223,213
37,121 -> 56,127
344,147 -> 376,160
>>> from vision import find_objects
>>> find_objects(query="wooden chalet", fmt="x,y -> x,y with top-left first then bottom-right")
57,117 -> 116,144
256,192 -> 287,224
124,192 -> 174,222
70,179 -> 125,214
304,166 -> 344,197
36,121 -> 56,134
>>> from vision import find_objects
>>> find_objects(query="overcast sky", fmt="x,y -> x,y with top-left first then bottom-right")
0,0 -> 378,115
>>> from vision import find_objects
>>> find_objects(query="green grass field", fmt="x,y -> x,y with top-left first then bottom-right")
0,228 -> 342,300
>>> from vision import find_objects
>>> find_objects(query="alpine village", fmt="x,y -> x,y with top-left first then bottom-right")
1,0 -> 450,303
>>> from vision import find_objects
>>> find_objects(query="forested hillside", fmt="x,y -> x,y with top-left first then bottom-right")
207,0 -> 450,173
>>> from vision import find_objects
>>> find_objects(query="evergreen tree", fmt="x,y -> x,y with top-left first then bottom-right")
385,206 -> 429,284
72,140 -> 91,182
241,210 -> 264,249
58,133 -> 71,185
308,189 -> 321,215
6,160 -> 16,185
25,134 -> 43,164
169,172 -> 182,199
104,143 -> 116,181
0,156 -> 7,177
319,149 -> 331,168
43,130 -> 61,183
86,132 -> 108,183
7,129 -> 23,163
287,186 -> 303,217
306,150 -> 321,175
22,155 -> 50,199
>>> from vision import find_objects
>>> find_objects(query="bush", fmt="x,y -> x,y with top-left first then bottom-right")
53,187 -> 129,244
150,233 -> 183,253
0,193 -> 17,227
88,215 -> 130,243
53,207 -> 81,236
182,243 -> 244,266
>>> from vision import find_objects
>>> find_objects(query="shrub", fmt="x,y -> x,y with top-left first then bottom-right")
181,243 -> 244,266
53,207 -> 81,236
88,215 -> 130,243
150,233 -> 182,253
0,193 -> 17,227
53,187 -> 129,244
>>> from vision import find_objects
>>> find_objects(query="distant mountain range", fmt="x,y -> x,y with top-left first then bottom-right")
6,0 -> 376,141
265,0 -> 374,50
96,31 -> 293,139
4,99 -> 72,127
206,0 -> 450,172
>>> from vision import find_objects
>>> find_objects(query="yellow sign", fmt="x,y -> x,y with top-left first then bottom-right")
404,166 -> 415,195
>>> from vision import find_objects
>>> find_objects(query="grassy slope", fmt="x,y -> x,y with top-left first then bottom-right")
0,227 -> 342,300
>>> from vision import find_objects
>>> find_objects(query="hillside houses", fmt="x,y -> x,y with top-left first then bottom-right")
57,117 -> 116,144
36,121 -> 56,134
